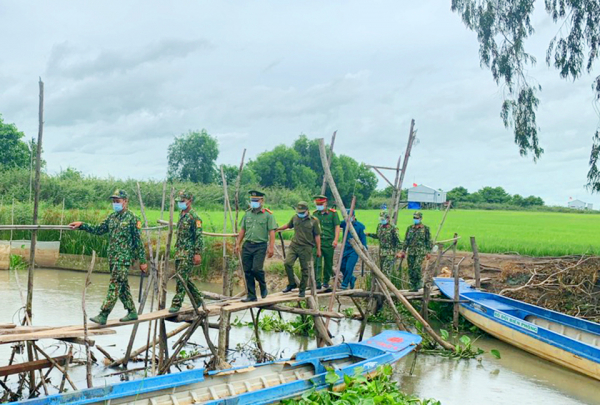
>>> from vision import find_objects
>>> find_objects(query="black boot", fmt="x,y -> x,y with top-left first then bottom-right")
282,285 -> 297,293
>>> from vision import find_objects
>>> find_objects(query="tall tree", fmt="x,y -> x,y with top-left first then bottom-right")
451,1 -> 600,191
167,129 -> 219,184
0,114 -> 30,170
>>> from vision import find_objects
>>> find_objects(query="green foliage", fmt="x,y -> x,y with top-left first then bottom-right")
490,349 -> 502,359
452,0 -> 600,190
168,129 -> 219,184
9,254 -> 27,270
232,313 -> 316,337
0,114 -> 30,171
445,186 -> 544,208
282,364 -> 440,405
420,328 -> 486,360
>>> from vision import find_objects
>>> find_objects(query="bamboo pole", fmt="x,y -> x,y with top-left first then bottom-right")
392,120 -> 416,225
470,237 -> 481,289
433,201 -> 452,243
320,130 -> 337,195
307,261 -> 333,347
421,243 -> 444,321
59,198 -> 66,241
453,257 -> 465,329
325,195 -> 355,329
220,166 -> 230,296
82,252 -> 96,388
317,138 -> 453,350
234,149 -> 246,233
33,344 -> 77,391
159,188 -> 175,369
25,78 -> 45,394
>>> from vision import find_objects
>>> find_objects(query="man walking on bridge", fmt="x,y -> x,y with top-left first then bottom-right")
400,211 -> 432,292
169,190 -> 204,313
70,189 -> 147,325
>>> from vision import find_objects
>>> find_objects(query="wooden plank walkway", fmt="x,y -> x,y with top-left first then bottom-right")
0,281 -> 474,345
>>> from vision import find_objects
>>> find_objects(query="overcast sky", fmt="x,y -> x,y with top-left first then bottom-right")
1,1 -> 599,207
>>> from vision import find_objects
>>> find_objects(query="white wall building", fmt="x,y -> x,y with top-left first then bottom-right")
567,199 -> 587,210
408,185 -> 447,204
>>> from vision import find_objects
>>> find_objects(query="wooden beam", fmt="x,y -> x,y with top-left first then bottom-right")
263,305 -> 344,319
365,165 -> 400,171
371,167 -> 395,188
0,355 -> 69,378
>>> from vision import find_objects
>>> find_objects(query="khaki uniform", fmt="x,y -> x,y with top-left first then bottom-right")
284,214 -> 321,292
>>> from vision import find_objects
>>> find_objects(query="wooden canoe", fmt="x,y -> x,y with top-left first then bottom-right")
435,277 -> 600,380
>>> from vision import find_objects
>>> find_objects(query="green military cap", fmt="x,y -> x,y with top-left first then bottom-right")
413,211 -> 423,219
296,201 -> 309,210
110,189 -> 128,199
248,190 -> 265,198
380,210 -> 390,219
313,194 -> 328,201
177,189 -> 194,201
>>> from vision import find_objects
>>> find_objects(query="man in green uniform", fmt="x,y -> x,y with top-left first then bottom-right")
278,202 -> 321,298
400,211 -> 432,292
367,210 -> 402,281
69,190 -> 147,325
312,195 -> 340,290
169,190 -> 204,313
235,190 -> 277,302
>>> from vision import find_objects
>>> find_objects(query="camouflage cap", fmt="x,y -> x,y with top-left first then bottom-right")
177,190 -> 194,201
296,201 -> 309,211
413,211 -> 423,219
110,189 -> 128,199
248,190 -> 265,199
380,210 -> 390,219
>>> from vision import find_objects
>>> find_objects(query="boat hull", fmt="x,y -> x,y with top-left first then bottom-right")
460,306 -> 600,380
434,278 -> 600,381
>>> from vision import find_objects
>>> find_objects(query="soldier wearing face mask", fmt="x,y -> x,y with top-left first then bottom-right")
169,190 -> 204,313
312,195 -> 340,290
235,190 -> 277,302
69,189 -> 147,325
399,211 -> 432,292
278,202 -> 322,297
367,210 -> 402,282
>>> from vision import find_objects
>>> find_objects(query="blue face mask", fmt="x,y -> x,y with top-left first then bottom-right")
112,203 -> 123,212
250,201 -> 261,209
177,201 -> 188,211
316,205 -> 325,211
297,212 -> 307,218
413,219 -> 421,225
380,219 -> 388,225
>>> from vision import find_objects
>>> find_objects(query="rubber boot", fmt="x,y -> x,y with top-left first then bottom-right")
119,309 -> 138,322
90,311 -> 109,326
168,305 -> 181,313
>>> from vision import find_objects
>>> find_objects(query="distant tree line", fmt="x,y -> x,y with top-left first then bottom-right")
0,116 -> 549,212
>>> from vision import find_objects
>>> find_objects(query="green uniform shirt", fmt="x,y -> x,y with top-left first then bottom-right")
287,215 -> 321,247
80,210 -> 147,267
370,224 -> 402,256
312,208 -> 340,241
402,224 -> 432,255
240,208 -> 278,243
175,209 -> 204,260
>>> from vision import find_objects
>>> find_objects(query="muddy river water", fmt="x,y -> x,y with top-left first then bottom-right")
1,269 -> 598,404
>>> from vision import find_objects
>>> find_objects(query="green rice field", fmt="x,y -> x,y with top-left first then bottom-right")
143,208 -> 599,257
0,206 -> 598,257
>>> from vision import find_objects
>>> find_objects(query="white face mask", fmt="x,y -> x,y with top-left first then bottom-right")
250,201 -> 261,209
177,201 -> 188,210
316,205 -> 325,211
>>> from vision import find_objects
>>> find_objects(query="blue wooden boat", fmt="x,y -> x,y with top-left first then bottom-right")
434,277 -> 600,380
13,331 -> 420,405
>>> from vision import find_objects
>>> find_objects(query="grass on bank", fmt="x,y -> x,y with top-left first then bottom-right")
1,204 -> 599,258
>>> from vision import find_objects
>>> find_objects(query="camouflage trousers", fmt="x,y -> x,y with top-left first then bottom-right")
171,259 -> 203,308
407,254 -> 425,291
101,264 -> 136,314
380,255 -> 396,277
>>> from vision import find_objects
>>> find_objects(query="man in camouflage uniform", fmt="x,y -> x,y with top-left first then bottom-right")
400,211 -> 432,292
367,210 -> 402,281
70,190 -> 147,325
169,190 -> 204,313
278,202 -> 321,298
235,190 -> 277,302
312,195 -> 340,290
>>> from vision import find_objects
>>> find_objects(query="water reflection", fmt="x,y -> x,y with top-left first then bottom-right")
0,269 -> 597,404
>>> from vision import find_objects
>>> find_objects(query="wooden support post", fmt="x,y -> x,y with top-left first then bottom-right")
82,251 -> 96,388
433,201 -> 452,243
453,257 -> 466,329
421,243 -> 444,322
33,344 -> 77,391
320,130 -> 337,195
159,188 -> 175,370
220,166 -> 231,296
392,120 -> 416,225
375,279 -> 407,331
217,307 -> 230,363
470,236 -> 481,289
325,196 -> 355,329
307,261 -> 333,347
58,346 -> 73,393
25,78 -> 45,394
234,149 -> 246,233
318,138 -> 453,350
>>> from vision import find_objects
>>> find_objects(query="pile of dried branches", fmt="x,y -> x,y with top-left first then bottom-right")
498,256 -> 600,323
